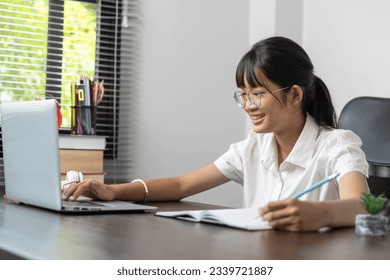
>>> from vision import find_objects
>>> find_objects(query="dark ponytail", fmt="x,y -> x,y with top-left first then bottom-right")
303,76 -> 337,128
236,36 -> 337,128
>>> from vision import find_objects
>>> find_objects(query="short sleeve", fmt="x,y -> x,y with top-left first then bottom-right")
330,130 -> 369,180
214,143 -> 245,185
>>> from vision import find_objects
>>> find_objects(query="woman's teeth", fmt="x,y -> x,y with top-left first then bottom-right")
252,114 -> 265,120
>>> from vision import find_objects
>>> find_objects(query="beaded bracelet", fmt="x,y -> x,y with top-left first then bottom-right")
131,179 -> 149,204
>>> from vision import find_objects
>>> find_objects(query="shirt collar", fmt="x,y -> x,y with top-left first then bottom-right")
260,114 -> 319,169
284,114 -> 319,168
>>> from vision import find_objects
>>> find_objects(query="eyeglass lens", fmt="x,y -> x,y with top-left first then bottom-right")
233,91 -> 261,109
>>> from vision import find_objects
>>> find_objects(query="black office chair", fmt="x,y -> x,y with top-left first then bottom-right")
338,96 -> 390,197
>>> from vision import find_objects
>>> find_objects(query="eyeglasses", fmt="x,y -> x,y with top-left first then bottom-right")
233,86 -> 290,109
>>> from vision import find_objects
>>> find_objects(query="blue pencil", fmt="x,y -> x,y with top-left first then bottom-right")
292,172 -> 340,199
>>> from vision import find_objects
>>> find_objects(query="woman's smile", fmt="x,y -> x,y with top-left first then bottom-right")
249,112 -> 265,124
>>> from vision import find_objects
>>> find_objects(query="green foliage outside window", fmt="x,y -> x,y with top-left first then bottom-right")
0,0 -> 48,102
0,0 -> 97,128
61,0 -> 97,127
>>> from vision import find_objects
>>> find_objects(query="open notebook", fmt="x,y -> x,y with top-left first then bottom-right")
155,208 -> 272,231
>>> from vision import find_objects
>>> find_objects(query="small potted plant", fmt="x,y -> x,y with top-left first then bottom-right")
355,193 -> 389,236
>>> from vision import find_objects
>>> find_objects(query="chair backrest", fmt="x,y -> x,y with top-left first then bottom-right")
338,96 -> 390,167
338,96 -> 390,197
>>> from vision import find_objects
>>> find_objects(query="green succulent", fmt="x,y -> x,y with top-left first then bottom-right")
361,193 -> 388,214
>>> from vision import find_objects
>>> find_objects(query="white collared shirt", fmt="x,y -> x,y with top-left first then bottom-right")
214,114 -> 369,208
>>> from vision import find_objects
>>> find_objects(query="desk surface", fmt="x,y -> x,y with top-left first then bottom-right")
1,200 -> 390,260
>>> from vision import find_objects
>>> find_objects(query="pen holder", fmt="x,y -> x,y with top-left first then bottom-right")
71,105 -> 97,135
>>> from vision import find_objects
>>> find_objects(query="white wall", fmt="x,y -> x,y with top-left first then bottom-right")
302,0 -> 390,115
131,0 -> 252,207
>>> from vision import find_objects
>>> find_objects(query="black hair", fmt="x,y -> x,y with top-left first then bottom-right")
235,36 -> 337,128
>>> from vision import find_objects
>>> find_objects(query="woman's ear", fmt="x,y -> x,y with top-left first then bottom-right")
290,85 -> 304,105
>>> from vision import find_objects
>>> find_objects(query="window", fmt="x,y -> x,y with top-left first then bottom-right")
48,0 -> 97,128
0,0 -> 135,195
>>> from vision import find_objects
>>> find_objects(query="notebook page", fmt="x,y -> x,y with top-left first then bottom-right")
156,208 -> 272,231
202,208 -> 271,230
156,210 -> 204,222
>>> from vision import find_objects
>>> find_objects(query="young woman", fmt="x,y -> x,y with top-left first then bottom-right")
63,36 -> 369,231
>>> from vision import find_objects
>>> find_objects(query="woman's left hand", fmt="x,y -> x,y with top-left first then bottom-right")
260,198 -> 327,231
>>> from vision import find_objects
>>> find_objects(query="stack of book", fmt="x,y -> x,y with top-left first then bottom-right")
59,135 -> 106,182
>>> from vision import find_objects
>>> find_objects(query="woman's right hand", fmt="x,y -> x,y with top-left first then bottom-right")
62,179 -> 115,201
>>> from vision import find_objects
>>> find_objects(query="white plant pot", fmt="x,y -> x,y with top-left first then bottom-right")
355,214 -> 389,236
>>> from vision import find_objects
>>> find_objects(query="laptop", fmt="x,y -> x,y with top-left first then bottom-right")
1,99 -> 156,213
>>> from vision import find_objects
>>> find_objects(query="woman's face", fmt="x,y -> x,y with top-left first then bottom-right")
241,77 -> 296,135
